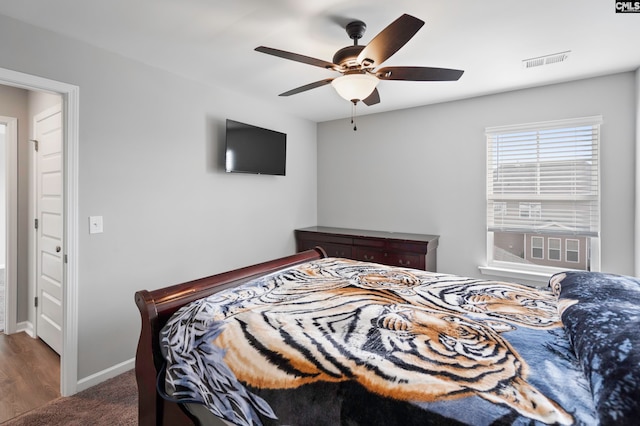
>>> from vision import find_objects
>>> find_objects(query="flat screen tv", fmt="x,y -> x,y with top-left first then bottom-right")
224,119 -> 287,176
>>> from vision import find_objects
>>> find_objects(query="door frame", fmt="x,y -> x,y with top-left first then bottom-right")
1,115 -> 17,335
0,67 -> 79,397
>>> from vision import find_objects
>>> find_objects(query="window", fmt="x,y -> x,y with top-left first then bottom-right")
566,239 -> 580,263
486,116 -> 601,274
548,238 -> 561,261
531,236 -> 544,259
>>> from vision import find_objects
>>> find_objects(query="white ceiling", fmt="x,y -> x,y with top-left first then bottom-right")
1,0 -> 639,122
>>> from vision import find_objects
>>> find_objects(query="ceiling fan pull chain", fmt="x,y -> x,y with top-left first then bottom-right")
351,101 -> 358,131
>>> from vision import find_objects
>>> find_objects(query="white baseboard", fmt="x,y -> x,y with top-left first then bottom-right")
15,321 -> 34,337
75,357 -> 135,392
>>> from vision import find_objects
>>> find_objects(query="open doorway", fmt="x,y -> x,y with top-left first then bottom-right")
0,88 -> 61,334
0,67 -> 80,399
0,87 -> 62,340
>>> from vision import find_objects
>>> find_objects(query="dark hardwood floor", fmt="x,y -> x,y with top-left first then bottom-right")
0,332 -> 60,423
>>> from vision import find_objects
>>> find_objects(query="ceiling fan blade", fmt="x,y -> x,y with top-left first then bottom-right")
279,78 -> 334,96
376,66 -> 464,81
256,46 -> 339,70
362,88 -> 380,106
357,14 -> 424,67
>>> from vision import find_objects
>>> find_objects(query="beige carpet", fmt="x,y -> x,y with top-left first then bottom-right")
2,369 -> 137,426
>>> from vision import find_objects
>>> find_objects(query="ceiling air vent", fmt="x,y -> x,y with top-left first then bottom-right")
522,51 -> 570,69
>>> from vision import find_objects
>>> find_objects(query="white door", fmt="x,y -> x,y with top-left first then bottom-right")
34,105 -> 63,354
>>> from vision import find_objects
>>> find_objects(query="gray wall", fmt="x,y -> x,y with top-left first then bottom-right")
318,72 -> 636,280
0,14 -> 318,380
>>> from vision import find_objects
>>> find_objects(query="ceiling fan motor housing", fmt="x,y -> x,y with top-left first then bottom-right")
332,20 -> 370,69
332,45 -> 365,69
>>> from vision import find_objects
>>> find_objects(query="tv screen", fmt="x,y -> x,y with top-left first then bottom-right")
225,119 -> 287,176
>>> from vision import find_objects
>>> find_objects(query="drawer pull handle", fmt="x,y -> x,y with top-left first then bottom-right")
399,259 -> 411,266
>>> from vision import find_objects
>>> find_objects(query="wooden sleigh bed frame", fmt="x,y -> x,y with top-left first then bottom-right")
134,247 -> 327,426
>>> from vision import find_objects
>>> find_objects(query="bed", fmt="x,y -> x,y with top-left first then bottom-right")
134,248 -> 640,425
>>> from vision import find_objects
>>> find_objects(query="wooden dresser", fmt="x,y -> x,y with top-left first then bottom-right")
295,226 -> 439,272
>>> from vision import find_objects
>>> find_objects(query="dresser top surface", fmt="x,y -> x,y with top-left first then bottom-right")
295,226 -> 439,244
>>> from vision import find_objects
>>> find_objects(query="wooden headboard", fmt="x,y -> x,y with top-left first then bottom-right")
134,247 -> 327,426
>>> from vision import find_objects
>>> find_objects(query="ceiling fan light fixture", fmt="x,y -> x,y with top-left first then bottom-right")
331,73 -> 379,102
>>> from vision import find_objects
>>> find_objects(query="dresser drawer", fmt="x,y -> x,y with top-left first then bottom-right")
354,247 -> 386,263
318,243 -> 352,258
386,252 -> 422,269
388,241 -> 427,253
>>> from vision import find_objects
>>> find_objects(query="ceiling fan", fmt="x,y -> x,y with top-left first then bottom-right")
255,14 -> 464,107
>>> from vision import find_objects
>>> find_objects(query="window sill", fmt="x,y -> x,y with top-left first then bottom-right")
478,265 -> 559,283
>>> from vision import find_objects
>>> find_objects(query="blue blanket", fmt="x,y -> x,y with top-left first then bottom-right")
550,271 -> 640,425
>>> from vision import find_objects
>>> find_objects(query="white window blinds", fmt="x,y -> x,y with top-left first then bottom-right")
486,116 -> 601,237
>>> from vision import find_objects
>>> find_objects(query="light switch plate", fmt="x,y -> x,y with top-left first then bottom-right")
89,216 -> 103,234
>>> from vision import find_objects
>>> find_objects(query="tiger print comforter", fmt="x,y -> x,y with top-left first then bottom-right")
160,258 -> 640,425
